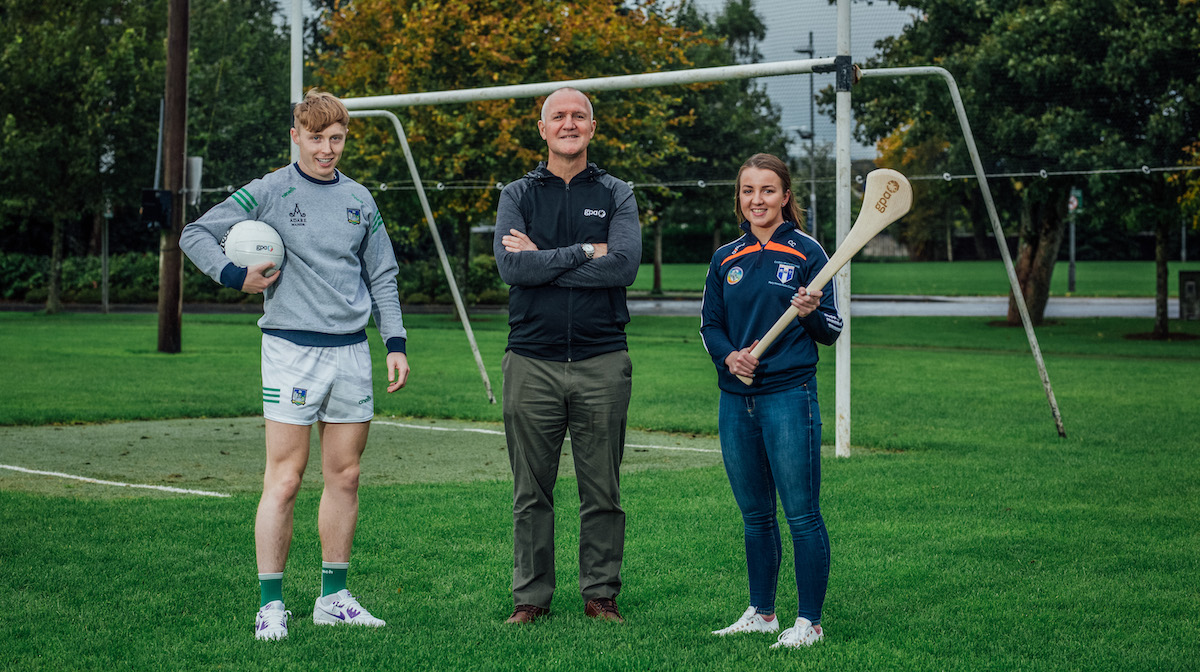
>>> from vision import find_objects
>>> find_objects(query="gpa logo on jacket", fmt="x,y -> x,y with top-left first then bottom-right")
347,208 -> 361,225
727,267 -> 744,285
776,263 -> 796,284
291,387 -> 308,406
583,208 -> 607,218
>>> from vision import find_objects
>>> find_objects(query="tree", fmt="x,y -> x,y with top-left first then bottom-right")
644,0 -> 792,291
187,0 -> 292,205
845,0 -> 1200,328
313,0 -> 701,263
0,0 -> 166,311
0,0 -> 296,311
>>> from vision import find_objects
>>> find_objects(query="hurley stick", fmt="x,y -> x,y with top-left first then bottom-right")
736,169 -> 913,385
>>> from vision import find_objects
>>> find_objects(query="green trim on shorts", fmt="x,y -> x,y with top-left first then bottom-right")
263,386 -> 281,404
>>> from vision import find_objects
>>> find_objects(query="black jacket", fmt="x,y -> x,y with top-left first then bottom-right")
493,162 -> 641,362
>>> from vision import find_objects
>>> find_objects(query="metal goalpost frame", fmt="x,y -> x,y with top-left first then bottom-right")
858,65 -> 1066,439
335,58 -> 840,406
289,0 -> 302,164
835,0 -> 853,457
289,0 -> 1064,441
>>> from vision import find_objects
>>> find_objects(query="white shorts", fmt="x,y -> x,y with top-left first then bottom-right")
261,334 -> 374,425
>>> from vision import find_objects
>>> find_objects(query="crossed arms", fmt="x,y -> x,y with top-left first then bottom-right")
492,186 -> 641,289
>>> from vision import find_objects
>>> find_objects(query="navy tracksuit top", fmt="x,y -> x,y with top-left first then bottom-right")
700,220 -> 843,394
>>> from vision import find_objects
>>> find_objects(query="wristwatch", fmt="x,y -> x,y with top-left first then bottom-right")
581,242 -> 595,259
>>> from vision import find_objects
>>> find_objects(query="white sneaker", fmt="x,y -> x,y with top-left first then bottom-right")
313,589 -> 386,627
255,600 -> 291,641
712,606 -> 781,636
770,617 -> 824,648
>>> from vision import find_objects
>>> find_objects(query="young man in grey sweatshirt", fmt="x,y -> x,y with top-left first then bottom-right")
180,89 -> 408,641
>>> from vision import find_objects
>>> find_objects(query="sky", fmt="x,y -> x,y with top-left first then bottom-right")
688,0 -> 916,158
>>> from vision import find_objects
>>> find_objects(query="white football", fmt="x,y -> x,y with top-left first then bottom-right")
223,220 -> 284,277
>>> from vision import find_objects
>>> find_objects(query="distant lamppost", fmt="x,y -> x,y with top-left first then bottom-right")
795,31 -> 818,243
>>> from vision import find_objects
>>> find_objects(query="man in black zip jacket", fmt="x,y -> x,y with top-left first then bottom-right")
493,87 -> 641,625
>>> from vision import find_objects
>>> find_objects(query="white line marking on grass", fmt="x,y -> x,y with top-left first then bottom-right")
0,464 -> 232,498
375,421 -> 504,436
373,420 -> 719,453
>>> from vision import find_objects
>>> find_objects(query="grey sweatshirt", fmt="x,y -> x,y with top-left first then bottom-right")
180,164 -> 406,352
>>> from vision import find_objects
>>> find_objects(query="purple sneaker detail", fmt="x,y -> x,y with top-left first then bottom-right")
313,590 -> 385,627
255,602 -> 290,641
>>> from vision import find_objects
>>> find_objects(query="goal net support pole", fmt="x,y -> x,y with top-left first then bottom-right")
350,109 -> 498,404
859,65 -> 1066,439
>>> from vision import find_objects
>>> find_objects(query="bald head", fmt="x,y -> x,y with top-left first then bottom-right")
540,88 -> 593,123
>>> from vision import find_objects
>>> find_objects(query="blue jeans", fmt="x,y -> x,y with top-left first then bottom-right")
718,381 -> 829,624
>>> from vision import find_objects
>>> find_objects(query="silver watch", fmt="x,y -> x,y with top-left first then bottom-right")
581,242 -> 595,259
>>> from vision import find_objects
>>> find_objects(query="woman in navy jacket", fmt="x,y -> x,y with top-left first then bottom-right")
700,153 -> 843,649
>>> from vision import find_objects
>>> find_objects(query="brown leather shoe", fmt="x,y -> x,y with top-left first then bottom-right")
505,604 -> 549,624
584,597 -> 624,623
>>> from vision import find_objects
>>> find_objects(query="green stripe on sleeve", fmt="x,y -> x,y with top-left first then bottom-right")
231,189 -> 258,212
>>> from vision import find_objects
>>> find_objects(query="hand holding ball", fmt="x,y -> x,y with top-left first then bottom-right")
223,220 -> 284,277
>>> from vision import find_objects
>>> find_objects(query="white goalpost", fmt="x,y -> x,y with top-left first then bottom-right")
289,0 -> 1065,449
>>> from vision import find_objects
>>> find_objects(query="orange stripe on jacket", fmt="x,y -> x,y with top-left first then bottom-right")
721,241 -> 807,266
720,245 -> 759,266
764,241 -> 807,260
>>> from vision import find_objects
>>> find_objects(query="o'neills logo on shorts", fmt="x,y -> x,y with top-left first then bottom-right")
583,208 -> 607,218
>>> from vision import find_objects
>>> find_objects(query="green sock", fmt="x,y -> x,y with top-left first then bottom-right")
258,572 -> 283,608
321,562 -> 349,597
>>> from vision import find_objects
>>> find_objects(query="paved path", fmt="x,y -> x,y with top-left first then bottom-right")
1,296 -> 1184,319
628,295 -> 1182,318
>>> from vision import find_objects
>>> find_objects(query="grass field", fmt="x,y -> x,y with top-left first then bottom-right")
630,260 -> 1200,296
2,310 -> 1199,670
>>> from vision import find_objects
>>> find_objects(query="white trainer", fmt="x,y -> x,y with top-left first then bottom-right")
255,600 -> 291,641
712,606 -> 781,636
770,617 -> 824,648
313,589 -> 386,627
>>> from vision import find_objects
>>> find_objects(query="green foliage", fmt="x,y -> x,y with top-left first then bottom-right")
315,0 -> 701,232
0,250 -> 508,306
0,0 -> 165,230
645,0 -> 793,263
846,0 -> 1200,313
0,0 -> 299,259
395,254 -> 505,305
187,0 -> 292,206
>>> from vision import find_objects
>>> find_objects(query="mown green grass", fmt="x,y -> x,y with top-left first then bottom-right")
632,260 -> 1200,296
3,312 -> 1197,433
1,312 -> 1198,670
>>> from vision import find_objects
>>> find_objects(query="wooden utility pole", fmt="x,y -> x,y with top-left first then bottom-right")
157,0 -> 188,353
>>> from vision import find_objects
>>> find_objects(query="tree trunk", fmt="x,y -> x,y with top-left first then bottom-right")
88,210 -> 104,256
652,216 -> 663,296
1007,191 -> 1068,326
1152,212 -> 1169,339
966,188 -> 990,260
46,218 -> 64,314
